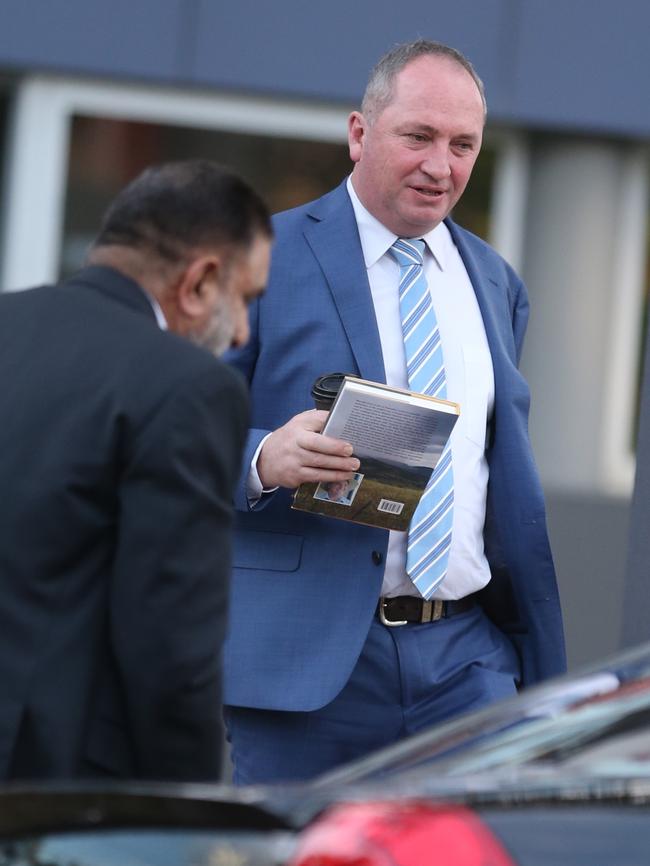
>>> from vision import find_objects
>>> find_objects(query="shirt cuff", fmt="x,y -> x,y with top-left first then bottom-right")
246,433 -> 279,505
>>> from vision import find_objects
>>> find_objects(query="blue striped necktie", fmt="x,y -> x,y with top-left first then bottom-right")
390,238 -> 454,599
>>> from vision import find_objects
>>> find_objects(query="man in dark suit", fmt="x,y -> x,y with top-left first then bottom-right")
223,40 -> 565,783
0,160 -> 272,781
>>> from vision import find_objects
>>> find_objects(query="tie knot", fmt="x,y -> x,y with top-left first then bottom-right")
390,238 -> 425,268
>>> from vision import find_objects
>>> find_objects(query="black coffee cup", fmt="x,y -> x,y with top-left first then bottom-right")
311,373 -> 349,410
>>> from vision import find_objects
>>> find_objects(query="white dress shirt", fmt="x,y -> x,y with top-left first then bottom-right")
347,178 -> 494,600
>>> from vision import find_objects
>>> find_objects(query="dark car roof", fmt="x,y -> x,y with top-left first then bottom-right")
0,783 -> 291,838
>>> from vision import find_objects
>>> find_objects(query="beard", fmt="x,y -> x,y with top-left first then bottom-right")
189,298 -> 236,357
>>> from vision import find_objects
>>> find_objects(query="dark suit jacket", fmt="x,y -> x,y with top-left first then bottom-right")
223,182 -> 565,713
0,265 -> 248,781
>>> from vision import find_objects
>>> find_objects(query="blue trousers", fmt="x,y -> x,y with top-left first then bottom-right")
224,604 -> 520,784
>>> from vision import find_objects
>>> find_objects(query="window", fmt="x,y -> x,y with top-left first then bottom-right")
60,116 -> 352,278
451,144 -> 496,241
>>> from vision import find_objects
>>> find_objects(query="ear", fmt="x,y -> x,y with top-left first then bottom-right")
176,254 -> 221,320
348,111 -> 366,164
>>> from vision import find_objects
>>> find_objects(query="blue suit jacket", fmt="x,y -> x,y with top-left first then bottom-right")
224,181 -> 566,711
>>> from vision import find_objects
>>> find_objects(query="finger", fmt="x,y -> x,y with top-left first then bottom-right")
297,450 -> 360,473
297,467 -> 360,484
298,429 -> 355,457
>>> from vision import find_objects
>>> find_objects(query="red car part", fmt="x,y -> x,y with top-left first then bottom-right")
290,800 -> 516,866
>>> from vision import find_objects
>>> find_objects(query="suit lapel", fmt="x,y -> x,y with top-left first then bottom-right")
446,220 -> 512,364
303,184 -> 386,384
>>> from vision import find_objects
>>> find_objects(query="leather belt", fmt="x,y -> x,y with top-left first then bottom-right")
377,594 -> 475,626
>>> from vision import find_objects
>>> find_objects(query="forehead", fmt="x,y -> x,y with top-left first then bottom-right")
385,55 -> 484,119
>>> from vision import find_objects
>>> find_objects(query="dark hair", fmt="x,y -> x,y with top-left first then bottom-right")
93,160 -> 272,262
362,39 -> 486,122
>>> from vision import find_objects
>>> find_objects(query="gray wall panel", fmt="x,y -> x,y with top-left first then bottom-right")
0,0 -> 188,81
192,0 -> 511,106
547,492 -> 630,668
622,320 -> 650,649
513,0 -> 650,135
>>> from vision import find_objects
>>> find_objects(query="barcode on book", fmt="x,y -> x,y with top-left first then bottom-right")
377,499 -> 404,515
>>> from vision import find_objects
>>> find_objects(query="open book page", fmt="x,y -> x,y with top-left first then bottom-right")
292,377 -> 459,531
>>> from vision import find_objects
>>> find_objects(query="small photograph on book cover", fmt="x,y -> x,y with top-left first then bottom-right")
313,473 -> 364,507
293,455 -> 434,531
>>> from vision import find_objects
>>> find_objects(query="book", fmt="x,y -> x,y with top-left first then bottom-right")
291,376 -> 459,531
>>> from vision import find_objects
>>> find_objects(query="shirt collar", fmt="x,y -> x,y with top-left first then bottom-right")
145,293 -> 168,330
346,176 -> 450,272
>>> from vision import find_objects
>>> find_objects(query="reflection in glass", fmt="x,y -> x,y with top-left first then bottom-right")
451,144 -> 496,242
60,117 -> 351,279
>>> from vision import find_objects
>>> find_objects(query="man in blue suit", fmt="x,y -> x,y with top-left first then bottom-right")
224,40 -> 566,783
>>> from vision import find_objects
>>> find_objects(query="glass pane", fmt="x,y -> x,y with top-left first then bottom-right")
451,143 -> 496,241
61,114 -> 497,278
60,116 -> 351,278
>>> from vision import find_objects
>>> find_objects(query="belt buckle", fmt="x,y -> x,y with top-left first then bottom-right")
431,599 -> 445,621
379,599 -> 407,627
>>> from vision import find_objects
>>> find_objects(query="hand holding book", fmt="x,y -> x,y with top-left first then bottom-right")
292,375 -> 459,531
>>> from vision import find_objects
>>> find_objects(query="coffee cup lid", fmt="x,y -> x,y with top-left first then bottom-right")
311,373 -> 348,402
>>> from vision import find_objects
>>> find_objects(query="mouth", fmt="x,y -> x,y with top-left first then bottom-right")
411,185 -> 446,198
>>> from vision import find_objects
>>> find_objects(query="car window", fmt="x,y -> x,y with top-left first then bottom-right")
0,829 -> 295,866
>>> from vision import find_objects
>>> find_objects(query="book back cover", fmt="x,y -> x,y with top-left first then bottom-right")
292,377 -> 459,531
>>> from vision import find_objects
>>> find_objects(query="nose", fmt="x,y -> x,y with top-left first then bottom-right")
420,143 -> 451,180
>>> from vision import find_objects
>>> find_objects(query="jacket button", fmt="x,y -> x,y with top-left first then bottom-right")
372,550 -> 383,566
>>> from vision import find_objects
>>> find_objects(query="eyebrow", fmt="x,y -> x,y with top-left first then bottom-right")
400,122 -> 479,138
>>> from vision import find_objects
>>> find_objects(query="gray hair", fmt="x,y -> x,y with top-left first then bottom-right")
361,39 -> 487,122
